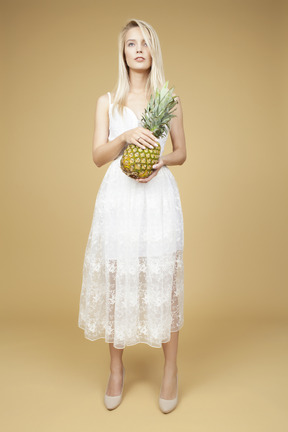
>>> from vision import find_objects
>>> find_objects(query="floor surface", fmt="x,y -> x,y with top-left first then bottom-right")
1,316 -> 287,432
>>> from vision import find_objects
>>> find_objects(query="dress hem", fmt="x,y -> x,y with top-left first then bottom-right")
78,320 -> 184,349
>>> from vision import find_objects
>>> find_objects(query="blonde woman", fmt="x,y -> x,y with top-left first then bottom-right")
78,18 -> 187,413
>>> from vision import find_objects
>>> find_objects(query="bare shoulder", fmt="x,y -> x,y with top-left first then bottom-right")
93,93 -> 110,145
94,93 -> 110,121
96,93 -> 109,108
96,91 -> 116,110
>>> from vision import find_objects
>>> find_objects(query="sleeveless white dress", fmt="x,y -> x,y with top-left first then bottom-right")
78,92 -> 184,349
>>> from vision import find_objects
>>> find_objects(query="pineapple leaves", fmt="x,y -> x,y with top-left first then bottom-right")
140,81 -> 178,139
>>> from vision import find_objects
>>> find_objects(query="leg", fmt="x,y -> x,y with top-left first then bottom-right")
160,331 -> 179,399
105,343 -> 124,396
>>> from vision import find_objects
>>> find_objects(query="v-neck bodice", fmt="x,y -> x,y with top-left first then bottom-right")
107,91 -> 169,160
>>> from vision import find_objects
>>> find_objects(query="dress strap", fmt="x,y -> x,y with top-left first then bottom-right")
107,92 -> 111,105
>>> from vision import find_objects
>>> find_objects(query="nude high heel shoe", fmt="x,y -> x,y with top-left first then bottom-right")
104,367 -> 125,410
159,373 -> 178,413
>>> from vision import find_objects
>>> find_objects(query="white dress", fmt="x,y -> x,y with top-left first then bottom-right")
78,92 -> 184,349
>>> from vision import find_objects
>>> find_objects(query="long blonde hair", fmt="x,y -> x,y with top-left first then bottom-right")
111,19 -> 166,117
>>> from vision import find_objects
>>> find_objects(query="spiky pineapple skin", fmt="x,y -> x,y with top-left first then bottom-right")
120,144 -> 160,179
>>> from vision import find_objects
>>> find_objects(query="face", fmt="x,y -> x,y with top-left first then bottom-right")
124,26 -> 152,71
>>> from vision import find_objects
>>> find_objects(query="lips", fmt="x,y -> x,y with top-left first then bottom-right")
135,57 -> 145,60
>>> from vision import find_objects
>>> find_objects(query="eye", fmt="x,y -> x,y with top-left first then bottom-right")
128,42 -> 134,47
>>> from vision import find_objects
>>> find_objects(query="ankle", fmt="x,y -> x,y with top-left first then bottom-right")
164,363 -> 178,374
110,363 -> 124,374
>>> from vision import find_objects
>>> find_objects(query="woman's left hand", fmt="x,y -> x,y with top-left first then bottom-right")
136,158 -> 165,183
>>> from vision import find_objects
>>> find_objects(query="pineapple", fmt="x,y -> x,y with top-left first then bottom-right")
120,81 -> 178,179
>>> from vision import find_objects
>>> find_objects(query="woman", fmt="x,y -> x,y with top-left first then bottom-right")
78,18 -> 187,413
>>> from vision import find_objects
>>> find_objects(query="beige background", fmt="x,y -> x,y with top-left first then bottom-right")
1,0 -> 287,431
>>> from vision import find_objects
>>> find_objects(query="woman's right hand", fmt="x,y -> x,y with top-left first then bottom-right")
123,127 -> 159,150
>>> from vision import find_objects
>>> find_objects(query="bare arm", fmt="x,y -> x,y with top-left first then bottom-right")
92,94 -> 159,167
161,96 -> 187,166
92,94 -> 126,167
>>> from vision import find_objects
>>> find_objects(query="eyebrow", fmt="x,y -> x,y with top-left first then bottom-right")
126,39 -> 146,42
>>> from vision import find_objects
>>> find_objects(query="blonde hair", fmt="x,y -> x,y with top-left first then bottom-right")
111,19 -> 166,117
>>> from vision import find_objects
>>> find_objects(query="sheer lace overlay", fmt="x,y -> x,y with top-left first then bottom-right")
78,92 -> 185,349
78,251 -> 184,349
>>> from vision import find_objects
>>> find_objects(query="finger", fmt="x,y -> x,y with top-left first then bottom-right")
133,135 -> 153,149
153,159 -> 163,169
138,173 -> 155,183
135,137 -> 154,150
139,161 -> 163,181
142,141 -> 155,149
142,134 -> 160,147
137,170 -> 157,183
140,138 -> 160,149
133,138 -> 145,149
139,128 -> 160,146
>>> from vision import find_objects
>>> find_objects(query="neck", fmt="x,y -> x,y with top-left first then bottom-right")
128,69 -> 150,94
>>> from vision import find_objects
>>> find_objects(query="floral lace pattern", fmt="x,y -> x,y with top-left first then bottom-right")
78,92 -> 184,348
78,250 -> 184,349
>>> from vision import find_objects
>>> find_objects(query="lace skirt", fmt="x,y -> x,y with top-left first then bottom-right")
78,155 -> 184,349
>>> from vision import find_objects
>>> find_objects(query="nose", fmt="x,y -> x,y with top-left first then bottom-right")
136,46 -> 143,53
